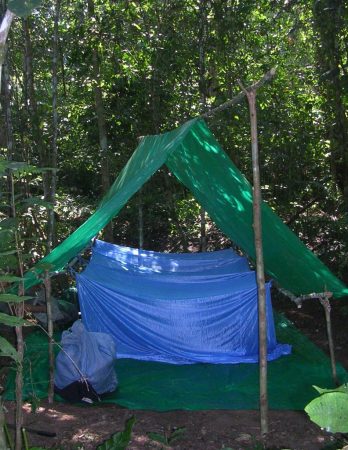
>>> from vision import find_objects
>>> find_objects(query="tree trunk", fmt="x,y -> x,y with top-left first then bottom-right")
10,169 -> 25,450
87,0 -> 113,242
198,0 -> 209,252
0,8 -> 15,88
312,0 -> 348,211
47,0 -> 61,251
2,48 -> 16,221
23,18 -> 51,248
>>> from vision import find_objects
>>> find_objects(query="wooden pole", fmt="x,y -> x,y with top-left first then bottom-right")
44,270 -> 55,403
239,82 -> 268,435
138,188 -> 144,249
319,296 -> 339,386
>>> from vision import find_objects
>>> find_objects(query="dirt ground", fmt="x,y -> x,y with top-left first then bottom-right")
3,294 -> 348,450
4,402 -> 345,450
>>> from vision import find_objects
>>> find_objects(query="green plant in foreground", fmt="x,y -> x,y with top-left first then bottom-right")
3,416 -> 136,450
305,383 -> 348,433
97,415 -> 136,450
147,425 -> 186,446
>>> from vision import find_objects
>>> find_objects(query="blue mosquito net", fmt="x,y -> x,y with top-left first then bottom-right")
77,240 -> 291,364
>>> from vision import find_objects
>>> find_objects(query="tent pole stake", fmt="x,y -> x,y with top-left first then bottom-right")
44,270 -> 55,403
319,296 -> 338,386
239,81 -> 268,436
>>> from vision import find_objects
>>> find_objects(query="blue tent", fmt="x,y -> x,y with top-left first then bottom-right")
77,240 -> 291,364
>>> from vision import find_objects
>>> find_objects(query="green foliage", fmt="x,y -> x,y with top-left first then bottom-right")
0,294 -> 32,303
22,197 -> 53,210
1,0 -> 346,272
0,336 -> 18,361
0,312 -> 28,327
96,415 -> 136,450
0,275 -> 23,283
305,385 -> 348,433
0,160 -> 41,387
147,426 -> 186,446
8,0 -> 43,18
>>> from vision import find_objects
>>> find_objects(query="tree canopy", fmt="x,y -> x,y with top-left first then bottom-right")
0,0 -> 347,282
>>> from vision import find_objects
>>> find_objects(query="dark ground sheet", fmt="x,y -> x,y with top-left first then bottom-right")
4,314 -> 347,411
3,298 -> 348,449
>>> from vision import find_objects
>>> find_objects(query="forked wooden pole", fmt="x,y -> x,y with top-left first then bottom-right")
319,296 -> 339,386
44,270 -> 55,403
239,82 -> 268,435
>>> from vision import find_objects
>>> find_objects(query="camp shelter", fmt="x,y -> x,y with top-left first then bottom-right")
8,117 -> 348,412
77,239 -> 292,364
25,117 -> 348,300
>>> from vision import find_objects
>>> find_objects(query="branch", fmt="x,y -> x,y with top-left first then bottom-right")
200,68 -> 276,119
277,286 -> 333,307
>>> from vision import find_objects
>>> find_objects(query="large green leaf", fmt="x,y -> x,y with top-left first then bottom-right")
0,312 -> 29,327
305,392 -> 348,433
0,294 -> 32,303
8,0 -> 43,17
97,416 -> 136,450
0,336 -> 18,362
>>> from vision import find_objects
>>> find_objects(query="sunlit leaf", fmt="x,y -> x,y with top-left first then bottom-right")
305,392 -> 348,433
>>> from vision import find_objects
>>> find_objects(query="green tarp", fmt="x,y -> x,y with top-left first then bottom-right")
25,118 -> 348,298
4,315 -> 348,410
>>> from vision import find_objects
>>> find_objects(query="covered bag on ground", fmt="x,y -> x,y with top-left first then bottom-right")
55,320 -> 117,394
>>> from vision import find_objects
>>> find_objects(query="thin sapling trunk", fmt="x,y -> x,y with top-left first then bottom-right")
239,82 -> 268,435
44,270 -> 55,403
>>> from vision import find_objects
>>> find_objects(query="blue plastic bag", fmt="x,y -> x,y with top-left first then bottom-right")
55,320 -> 117,395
